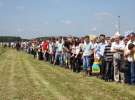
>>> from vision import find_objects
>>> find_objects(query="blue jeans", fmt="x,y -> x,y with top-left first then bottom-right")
83,56 -> 91,71
55,52 -> 63,66
131,61 -> 135,84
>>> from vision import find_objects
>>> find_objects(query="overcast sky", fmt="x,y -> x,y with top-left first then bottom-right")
0,0 -> 135,38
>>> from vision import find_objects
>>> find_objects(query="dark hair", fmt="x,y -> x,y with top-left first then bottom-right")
128,43 -> 134,50
85,35 -> 89,39
106,37 -> 110,40
100,34 -> 106,38
131,32 -> 135,36
119,36 -> 124,40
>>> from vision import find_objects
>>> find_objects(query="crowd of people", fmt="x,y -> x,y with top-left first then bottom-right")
2,32 -> 135,85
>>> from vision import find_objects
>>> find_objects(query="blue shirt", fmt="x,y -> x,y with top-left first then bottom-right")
96,43 -> 107,57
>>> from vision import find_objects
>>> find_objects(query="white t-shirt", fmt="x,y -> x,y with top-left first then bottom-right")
83,42 -> 94,56
111,42 -> 125,51
56,42 -> 64,52
49,43 -> 53,53
75,46 -> 80,55
71,45 -> 76,54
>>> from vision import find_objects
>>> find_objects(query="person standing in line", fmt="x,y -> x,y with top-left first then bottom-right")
42,40 -> 49,61
111,33 -> 125,83
124,32 -> 135,84
82,36 -> 94,76
104,37 -> 113,81
54,37 -> 64,66
73,40 -> 81,73
16,41 -> 21,51
95,34 -> 107,79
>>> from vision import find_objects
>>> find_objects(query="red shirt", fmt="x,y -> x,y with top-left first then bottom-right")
42,41 -> 49,51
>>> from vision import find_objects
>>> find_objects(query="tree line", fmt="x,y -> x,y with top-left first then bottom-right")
0,36 -> 22,42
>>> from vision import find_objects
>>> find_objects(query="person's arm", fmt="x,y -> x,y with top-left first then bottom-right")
94,48 -> 96,59
91,43 -> 94,54
75,47 -> 80,58
117,43 -> 125,52
111,43 -> 117,52
124,47 -> 130,57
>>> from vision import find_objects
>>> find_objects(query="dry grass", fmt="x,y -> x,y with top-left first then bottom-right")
0,47 -> 135,100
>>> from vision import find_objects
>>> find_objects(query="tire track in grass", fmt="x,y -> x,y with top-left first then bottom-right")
16,51 -> 62,100
12,52 -> 48,100
24,54 -> 112,100
22,51 -> 135,100
21,55 -> 70,100
21,59 -> 57,100
26,53 -> 135,100
0,49 -> 16,100
26,56 -> 112,100
5,50 -> 17,99
1,49 -> 135,100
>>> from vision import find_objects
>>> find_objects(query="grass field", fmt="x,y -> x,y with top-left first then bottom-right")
0,47 -> 135,100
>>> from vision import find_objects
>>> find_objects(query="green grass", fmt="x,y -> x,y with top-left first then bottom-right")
0,48 -> 135,100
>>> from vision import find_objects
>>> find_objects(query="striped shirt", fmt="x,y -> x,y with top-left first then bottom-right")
104,45 -> 113,61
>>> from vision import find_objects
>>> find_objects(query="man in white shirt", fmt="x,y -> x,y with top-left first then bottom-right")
54,38 -> 64,66
111,35 -> 125,83
82,36 -> 94,76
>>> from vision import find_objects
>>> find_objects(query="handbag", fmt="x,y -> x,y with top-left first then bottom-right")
92,61 -> 101,73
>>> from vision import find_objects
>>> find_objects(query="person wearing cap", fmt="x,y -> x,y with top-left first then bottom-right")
111,32 -> 125,83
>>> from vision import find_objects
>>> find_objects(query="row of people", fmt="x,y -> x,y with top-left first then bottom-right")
18,32 -> 135,85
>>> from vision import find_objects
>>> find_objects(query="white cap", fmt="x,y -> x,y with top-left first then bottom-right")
114,32 -> 120,38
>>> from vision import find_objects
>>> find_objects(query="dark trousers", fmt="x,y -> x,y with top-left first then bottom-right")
43,52 -> 49,61
70,56 -> 75,70
100,57 -> 106,79
49,53 -> 55,64
38,52 -> 43,60
124,61 -> 131,84
104,61 -> 113,81
74,56 -> 82,73
131,61 -> 135,84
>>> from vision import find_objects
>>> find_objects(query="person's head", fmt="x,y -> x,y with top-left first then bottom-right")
128,43 -> 135,51
84,36 -> 89,43
124,38 -> 128,45
96,37 -> 100,43
99,34 -> 106,43
75,41 -> 79,46
114,36 -> 120,43
72,40 -> 76,46
106,37 -> 111,45
119,36 -> 124,41
58,37 -> 62,43
124,31 -> 131,41
92,37 -> 97,43
52,37 -> 55,43
111,38 -> 115,43
130,32 -> 135,42
80,37 -> 84,43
